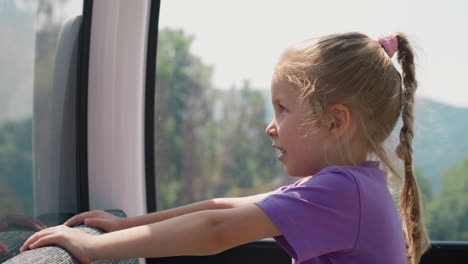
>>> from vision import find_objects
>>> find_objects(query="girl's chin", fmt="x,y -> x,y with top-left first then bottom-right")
277,152 -> 286,162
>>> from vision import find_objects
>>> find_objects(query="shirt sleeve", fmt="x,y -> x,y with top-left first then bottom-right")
255,169 -> 360,262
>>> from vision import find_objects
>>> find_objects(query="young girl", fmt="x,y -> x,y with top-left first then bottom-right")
20,32 -> 430,264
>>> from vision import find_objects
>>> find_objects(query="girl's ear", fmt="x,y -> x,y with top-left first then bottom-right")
327,104 -> 351,140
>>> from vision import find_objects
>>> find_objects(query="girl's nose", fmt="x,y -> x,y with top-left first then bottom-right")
265,120 -> 277,138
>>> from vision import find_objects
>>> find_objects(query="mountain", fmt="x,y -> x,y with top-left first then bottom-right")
413,98 -> 468,188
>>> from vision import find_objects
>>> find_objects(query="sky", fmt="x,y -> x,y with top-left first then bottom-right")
159,0 -> 468,108
2,0 -> 467,108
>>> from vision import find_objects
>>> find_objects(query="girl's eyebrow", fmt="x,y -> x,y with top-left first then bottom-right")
274,92 -> 291,105
272,97 -> 282,106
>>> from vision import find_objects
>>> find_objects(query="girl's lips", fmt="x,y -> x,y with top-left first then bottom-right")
272,145 -> 286,153
272,145 -> 286,161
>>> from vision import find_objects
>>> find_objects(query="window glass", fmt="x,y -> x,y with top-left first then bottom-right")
154,28 -> 285,209
0,0 -> 82,260
156,0 -> 468,241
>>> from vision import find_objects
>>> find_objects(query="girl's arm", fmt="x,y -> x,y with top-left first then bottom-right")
65,192 -> 274,230
21,204 -> 281,263
124,192 -> 274,227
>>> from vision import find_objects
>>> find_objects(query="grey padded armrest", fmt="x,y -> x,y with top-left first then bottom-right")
3,210 -> 138,264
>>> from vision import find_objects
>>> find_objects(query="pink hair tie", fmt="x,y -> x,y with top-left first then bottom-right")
378,34 -> 398,58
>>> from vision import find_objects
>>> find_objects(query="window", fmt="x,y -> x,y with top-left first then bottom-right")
154,2 -> 287,210
154,0 -> 468,242
0,0 -> 83,260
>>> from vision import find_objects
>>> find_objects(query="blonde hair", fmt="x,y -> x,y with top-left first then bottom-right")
276,32 -> 430,264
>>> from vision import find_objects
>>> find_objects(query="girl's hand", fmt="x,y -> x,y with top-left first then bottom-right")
19,225 -> 94,264
64,210 -> 125,232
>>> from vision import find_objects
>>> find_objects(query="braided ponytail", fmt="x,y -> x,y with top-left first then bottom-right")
394,32 -> 431,264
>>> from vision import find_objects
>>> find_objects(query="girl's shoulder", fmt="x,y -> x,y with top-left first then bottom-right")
290,168 -> 359,195
311,161 -> 386,182
293,161 -> 386,192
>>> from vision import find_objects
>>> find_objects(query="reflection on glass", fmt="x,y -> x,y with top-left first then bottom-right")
0,0 -> 82,261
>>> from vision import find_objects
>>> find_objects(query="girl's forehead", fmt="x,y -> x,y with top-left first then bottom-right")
271,78 -> 300,104
271,76 -> 297,96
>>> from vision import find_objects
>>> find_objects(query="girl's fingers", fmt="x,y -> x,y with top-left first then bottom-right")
20,227 -> 57,252
20,235 -> 38,252
64,215 -> 86,227
63,215 -> 79,226
28,234 -> 59,250
64,212 -> 94,227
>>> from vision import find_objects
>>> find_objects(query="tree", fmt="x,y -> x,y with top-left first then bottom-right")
414,167 -> 433,206
154,28 -> 213,208
214,81 -> 283,196
425,156 -> 468,240
154,29 -> 284,209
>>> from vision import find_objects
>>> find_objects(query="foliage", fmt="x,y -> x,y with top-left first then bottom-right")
415,167 -> 433,205
154,28 -> 283,209
426,156 -> 468,241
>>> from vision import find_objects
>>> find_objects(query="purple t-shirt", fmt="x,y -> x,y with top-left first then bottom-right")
255,161 -> 406,264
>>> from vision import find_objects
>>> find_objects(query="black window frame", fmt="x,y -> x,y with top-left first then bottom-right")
145,0 -> 160,213
77,0 -> 93,213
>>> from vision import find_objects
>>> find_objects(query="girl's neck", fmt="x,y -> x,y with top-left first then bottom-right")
326,144 -> 369,167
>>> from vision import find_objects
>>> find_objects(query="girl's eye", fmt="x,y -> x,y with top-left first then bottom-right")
279,104 -> 286,113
